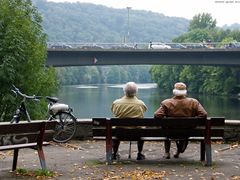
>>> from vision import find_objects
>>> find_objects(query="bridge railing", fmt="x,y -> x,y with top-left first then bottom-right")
47,42 -> 240,50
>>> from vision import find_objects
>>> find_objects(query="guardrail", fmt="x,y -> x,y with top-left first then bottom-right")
47,42 -> 240,50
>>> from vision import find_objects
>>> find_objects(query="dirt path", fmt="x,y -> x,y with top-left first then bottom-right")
1,140 -> 240,179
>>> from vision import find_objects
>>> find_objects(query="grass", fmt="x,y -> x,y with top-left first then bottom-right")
16,168 -> 57,179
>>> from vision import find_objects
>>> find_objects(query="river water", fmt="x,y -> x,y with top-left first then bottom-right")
57,83 -> 240,120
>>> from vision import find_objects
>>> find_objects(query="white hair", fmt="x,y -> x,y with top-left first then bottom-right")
123,82 -> 138,97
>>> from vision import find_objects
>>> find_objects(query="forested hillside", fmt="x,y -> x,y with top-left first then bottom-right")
32,0 -> 191,85
33,0 -> 189,43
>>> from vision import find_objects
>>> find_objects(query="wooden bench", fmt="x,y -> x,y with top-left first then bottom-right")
92,117 -> 225,166
0,121 -> 56,171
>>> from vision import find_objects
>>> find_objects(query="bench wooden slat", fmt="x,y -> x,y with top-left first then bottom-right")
93,117 -> 203,126
92,117 -> 225,127
93,128 -> 224,140
0,142 -> 50,151
0,121 -> 57,135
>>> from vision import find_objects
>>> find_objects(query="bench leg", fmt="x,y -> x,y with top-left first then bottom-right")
106,135 -> 112,164
204,117 -> 212,166
106,143 -> 112,164
205,144 -> 212,166
200,141 -> 205,161
37,146 -> 47,170
106,119 -> 112,164
12,149 -> 19,171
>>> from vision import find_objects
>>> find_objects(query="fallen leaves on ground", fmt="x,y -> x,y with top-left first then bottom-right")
102,169 -> 167,180
232,175 -> 240,180
215,141 -> 240,153
50,141 -> 85,150
0,151 -> 13,159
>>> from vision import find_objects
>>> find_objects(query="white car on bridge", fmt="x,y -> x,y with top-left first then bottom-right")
148,42 -> 171,49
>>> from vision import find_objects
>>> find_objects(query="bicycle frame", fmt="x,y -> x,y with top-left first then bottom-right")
10,85 -> 40,123
11,100 -> 31,123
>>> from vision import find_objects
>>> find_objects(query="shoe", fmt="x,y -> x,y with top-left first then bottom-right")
173,152 -> 180,158
112,153 -> 120,160
136,153 -> 145,160
163,152 -> 170,159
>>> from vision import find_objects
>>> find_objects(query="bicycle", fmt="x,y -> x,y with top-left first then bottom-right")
10,85 -> 77,143
45,96 -> 77,143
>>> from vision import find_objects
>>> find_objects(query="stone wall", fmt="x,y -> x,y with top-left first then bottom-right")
74,119 -> 93,139
224,120 -> 240,142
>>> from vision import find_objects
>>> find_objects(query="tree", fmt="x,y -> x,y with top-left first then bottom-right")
0,0 -> 58,121
188,13 -> 216,31
175,28 -> 212,42
150,65 -> 184,91
151,13 -> 240,96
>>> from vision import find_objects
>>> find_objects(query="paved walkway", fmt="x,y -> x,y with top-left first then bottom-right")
0,140 -> 240,179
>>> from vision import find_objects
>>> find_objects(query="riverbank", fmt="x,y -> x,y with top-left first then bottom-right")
1,140 -> 240,179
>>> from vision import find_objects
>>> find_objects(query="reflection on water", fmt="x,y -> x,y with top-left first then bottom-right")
57,84 -> 240,120
109,83 -> 158,89
76,85 -> 98,89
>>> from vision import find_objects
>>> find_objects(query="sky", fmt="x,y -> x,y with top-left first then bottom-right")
47,0 -> 240,26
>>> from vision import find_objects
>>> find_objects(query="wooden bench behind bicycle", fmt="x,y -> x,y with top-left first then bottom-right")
92,117 -> 225,166
0,121 -> 56,171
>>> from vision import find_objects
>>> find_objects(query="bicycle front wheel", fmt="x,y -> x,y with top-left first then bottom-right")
52,112 -> 77,143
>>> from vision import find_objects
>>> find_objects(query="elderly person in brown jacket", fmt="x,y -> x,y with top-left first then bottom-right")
154,82 -> 207,159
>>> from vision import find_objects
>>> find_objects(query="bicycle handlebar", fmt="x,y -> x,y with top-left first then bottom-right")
11,85 -> 42,101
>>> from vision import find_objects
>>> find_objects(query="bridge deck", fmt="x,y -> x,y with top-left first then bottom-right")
46,49 -> 240,67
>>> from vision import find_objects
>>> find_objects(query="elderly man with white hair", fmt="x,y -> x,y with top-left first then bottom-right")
111,82 -> 147,160
154,82 -> 207,159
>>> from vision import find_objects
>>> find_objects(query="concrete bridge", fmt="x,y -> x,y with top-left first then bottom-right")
46,49 -> 240,67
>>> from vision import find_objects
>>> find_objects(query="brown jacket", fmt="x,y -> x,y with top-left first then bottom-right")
154,96 -> 207,118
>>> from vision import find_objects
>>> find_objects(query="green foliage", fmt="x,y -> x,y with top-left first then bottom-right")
57,65 -> 152,85
16,168 -> 56,178
16,168 -> 28,175
150,65 -> 184,90
33,0 -> 189,43
188,13 -> 216,31
152,13 -> 240,95
0,0 -> 58,121
179,66 -> 204,93
151,65 -> 240,95
174,28 -> 215,43
34,169 -> 55,177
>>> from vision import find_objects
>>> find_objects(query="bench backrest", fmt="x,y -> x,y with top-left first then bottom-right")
92,117 -> 225,140
0,121 -> 56,146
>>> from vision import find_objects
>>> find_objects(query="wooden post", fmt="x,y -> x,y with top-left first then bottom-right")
200,140 -> 205,161
37,122 -> 47,169
12,149 -> 19,171
205,118 -> 212,166
106,118 -> 112,164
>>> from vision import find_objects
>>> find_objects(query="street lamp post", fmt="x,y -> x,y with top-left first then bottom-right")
126,7 -> 131,43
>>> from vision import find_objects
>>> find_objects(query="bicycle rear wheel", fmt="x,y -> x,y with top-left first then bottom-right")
52,112 -> 77,143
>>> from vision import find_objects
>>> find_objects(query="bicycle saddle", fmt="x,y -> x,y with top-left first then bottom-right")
46,96 -> 59,103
